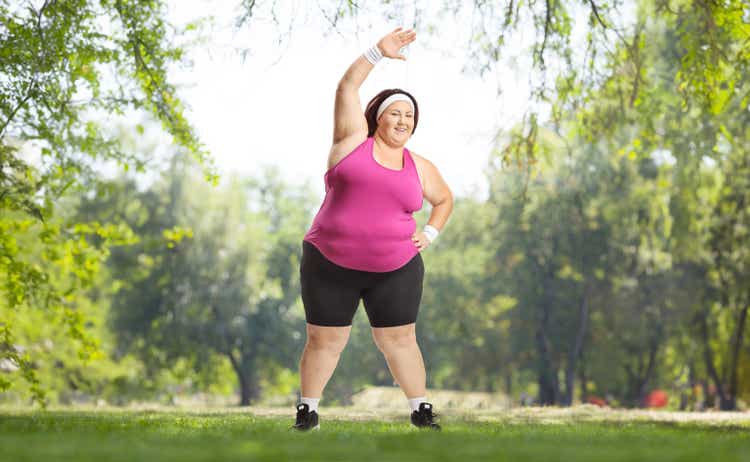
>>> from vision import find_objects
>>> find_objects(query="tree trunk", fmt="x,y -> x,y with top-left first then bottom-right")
726,303 -> 749,410
537,363 -> 559,405
637,340 -> 658,405
533,246 -> 560,405
622,337 -> 658,408
563,286 -> 590,406
698,309 -> 729,408
718,395 -> 735,410
239,372 -> 261,406
505,370 -> 513,397
536,318 -> 559,405
228,352 -> 261,406
579,360 -> 588,404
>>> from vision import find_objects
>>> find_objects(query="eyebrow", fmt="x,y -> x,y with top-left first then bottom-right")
390,109 -> 414,114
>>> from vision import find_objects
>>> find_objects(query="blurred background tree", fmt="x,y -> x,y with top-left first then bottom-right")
2,0 -> 748,410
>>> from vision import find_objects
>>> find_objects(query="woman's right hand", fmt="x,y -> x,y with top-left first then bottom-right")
376,27 -> 416,61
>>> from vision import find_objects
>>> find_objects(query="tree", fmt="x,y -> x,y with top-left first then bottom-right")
102,158 -> 313,405
1,0 -> 216,404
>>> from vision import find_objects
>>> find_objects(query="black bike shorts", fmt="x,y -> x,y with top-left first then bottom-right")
299,240 -> 424,328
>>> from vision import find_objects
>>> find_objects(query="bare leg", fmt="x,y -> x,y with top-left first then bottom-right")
299,323 -> 352,398
372,323 -> 426,398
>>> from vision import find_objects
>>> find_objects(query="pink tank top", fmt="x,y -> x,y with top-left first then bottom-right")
303,136 -> 424,272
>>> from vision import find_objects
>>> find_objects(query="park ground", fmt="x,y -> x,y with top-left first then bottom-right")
1,404 -> 750,461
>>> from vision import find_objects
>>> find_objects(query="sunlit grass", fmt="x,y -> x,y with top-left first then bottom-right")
2,406 -> 749,462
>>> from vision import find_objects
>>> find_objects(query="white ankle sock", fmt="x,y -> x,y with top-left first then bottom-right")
408,396 -> 427,412
299,396 -> 320,412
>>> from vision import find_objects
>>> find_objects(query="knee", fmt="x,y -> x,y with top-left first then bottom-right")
373,331 -> 417,353
306,329 -> 349,355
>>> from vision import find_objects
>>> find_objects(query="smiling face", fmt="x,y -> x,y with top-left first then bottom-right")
376,100 -> 414,145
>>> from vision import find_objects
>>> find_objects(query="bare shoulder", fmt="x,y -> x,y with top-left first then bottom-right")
409,150 -> 439,179
409,151 -> 436,169
409,149 -> 452,203
408,150 -> 434,192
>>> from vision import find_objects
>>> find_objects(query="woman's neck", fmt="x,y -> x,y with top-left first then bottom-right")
373,134 -> 404,155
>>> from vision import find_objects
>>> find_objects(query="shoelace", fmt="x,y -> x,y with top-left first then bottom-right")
295,405 -> 311,425
416,407 -> 439,424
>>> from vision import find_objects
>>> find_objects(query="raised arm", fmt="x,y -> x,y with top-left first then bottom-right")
332,27 -> 416,145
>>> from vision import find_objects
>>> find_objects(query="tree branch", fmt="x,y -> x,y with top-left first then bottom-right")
537,0 -> 553,70
588,0 -> 629,46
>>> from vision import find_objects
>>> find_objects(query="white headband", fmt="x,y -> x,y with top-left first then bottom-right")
376,93 -> 414,121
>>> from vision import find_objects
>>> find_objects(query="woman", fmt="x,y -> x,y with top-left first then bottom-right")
293,27 -> 453,431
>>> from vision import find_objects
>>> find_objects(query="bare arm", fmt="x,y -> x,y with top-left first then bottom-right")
332,55 -> 372,144
421,158 -> 453,232
410,155 -> 453,251
332,28 -> 416,145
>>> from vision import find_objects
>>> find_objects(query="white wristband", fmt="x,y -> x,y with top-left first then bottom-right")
423,224 -> 439,243
363,44 -> 383,65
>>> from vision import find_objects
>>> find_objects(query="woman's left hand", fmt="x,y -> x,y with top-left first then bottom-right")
411,231 -> 430,252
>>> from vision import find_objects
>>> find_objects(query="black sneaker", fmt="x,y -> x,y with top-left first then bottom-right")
291,403 -> 320,431
410,402 -> 441,430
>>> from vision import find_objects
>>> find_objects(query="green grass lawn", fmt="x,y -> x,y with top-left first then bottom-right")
1,407 -> 749,461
